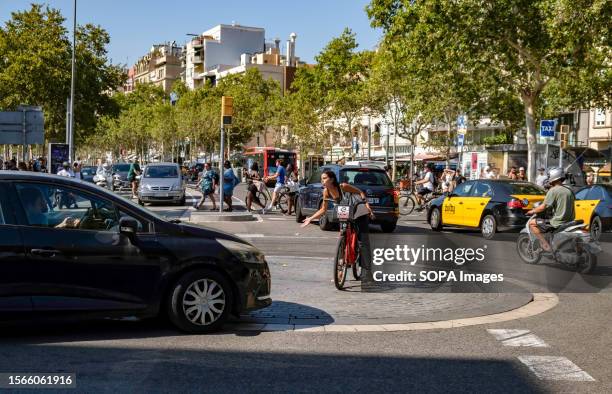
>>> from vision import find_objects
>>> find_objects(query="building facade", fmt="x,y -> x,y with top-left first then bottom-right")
133,42 -> 183,93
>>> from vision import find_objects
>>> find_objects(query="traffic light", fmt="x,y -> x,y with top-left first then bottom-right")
559,124 -> 569,149
221,96 -> 233,125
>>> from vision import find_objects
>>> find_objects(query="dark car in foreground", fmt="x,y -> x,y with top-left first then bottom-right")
575,184 -> 612,241
0,171 -> 271,333
295,164 -> 399,232
427,179 -> 545,239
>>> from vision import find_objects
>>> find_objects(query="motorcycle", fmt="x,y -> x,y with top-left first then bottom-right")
93,173 -> 108,189
516,204 -> 601,274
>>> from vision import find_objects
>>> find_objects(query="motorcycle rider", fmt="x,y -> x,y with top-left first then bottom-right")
526,167 -> 575,252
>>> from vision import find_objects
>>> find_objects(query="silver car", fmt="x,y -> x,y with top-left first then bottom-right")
138,163 -> 186,206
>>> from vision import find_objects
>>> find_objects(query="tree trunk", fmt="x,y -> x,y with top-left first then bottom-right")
523,95 -> 537,182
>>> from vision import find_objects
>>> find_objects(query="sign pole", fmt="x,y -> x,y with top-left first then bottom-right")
219,124 -> 224,213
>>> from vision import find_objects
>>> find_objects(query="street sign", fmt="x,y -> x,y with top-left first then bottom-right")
457,114 -> 467,135
540,119 -> 556,138
0,108 -> 45,145
457,133 -> 464,147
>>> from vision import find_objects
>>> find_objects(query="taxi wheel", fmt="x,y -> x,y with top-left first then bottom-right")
590,216 -> 602,241
481,214 -> 497,240
429,207 -> 442,231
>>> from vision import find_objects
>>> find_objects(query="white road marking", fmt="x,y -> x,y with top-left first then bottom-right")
238,235 -> 332,240
487,329 -> 549,347
518,356 -> 595,381
265,255 -> 332,261
265,217 -> 295,221
235,233 -> 264,238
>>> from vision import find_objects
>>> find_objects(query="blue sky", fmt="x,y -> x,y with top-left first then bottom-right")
1,0 -> 381,66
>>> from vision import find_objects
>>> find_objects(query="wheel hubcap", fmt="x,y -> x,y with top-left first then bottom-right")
483,218 -> 493,234
432,210 -> 439,226
183,279 -> 226,326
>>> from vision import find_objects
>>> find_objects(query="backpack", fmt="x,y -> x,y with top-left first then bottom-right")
212,170 -> 220,184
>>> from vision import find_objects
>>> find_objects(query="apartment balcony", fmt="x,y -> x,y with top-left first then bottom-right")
192,54 -> 203,64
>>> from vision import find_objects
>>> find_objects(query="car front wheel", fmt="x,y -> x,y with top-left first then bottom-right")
590,216 -> 602,241
167,268 -> 233,333
429,207 -> 442,231
481,214 -> 497,240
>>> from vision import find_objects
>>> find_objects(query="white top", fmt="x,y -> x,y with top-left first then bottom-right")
484,170 -> 496,179
57,169 -> 74,177
535,174 -> 548,187
423,171 -> 434,190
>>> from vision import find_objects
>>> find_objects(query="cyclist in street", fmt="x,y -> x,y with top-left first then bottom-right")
128,159 -> 141,199
413,164 -> 435,210
525,167 -> 575,253
264,159 -> 286,212
301,170 -> 374,274
194,162 -> 217,211
285,163 -> 299,216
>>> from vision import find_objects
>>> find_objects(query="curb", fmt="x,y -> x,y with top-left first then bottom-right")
189,212 -> 255,222
224,293 -> 558,333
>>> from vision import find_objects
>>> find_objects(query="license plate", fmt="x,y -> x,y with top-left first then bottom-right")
160,193 -> 170,197
336,205 -> 350,221
367,197 -> 379,204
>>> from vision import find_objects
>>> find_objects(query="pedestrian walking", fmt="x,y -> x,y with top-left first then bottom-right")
517,166 -> 527,181
536,168 -> 548,188
73,162 -> 82,180
222,161 -> 240,212
194,162 -> 217,211
285,163 -> 299,216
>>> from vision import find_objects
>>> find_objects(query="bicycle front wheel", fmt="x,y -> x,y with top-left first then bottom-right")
398,195 -> 415,215
334,236 -> 348,290
255,191 -> 268,209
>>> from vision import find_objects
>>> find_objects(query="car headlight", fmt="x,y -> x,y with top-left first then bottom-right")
171,183 -> 181,191
216,238 -> 265,264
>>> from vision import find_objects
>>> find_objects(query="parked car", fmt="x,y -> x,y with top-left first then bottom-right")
0,171 -> 271,333
80,165 -> 97,183
295,164 -> 399,232
138,163 -> 186,206
111,163 -> 131,191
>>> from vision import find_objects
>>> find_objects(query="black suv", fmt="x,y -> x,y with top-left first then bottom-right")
0,172 -> 271,333
295,164 -> 399,232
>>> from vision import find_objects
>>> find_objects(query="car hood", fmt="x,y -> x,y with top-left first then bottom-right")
171,222 -> 253,246
141,178 -> 181,187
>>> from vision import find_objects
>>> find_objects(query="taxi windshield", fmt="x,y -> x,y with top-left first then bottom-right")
504,182 -> 545,195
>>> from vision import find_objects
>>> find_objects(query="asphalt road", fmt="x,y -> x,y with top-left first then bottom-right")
0,184 -> 609,393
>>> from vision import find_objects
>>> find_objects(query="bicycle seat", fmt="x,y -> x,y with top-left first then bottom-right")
553,220 -> 584,233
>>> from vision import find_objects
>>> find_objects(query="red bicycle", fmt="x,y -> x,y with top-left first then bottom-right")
333,204 -> 362,290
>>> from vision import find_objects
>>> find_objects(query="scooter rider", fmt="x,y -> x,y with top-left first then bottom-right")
526,167 -> 575,252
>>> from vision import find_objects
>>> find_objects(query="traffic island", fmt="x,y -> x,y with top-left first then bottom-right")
188,211 -> 255,222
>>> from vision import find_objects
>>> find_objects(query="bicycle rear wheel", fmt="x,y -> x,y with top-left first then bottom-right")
334,236 -> 348,290
278,192 -> 289,213
398,195 -> 415,215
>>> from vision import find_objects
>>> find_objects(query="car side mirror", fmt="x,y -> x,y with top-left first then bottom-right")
119,217 -> 138,239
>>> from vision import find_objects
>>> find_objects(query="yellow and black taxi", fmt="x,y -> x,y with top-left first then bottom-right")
574,184 -> 612,241
427,179 -> 545,239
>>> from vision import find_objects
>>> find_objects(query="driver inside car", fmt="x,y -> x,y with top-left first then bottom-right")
19,186 -> 81,229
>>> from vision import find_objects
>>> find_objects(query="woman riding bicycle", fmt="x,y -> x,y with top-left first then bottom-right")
301,170 -> 375,277
245,162 -> 266,212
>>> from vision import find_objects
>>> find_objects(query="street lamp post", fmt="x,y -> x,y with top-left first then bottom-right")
68,0 -> 77,163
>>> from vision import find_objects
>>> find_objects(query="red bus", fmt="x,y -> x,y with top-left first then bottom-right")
244,147 -> 297,183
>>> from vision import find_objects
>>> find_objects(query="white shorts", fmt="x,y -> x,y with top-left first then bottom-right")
274,184 -> 285,193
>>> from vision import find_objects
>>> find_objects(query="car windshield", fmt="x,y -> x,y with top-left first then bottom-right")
341,169 -> 393,187
144,166 -> 178,178
81,167 -> 95,175
600,184 -> 612,197
113,164 -> 130,172
503,182 -> 545,195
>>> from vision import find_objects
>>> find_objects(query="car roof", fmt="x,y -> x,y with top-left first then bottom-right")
144,162 -> 178,167
0,170 -> 103,186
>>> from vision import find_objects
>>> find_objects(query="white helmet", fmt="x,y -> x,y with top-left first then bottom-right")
547,167 -> 565,183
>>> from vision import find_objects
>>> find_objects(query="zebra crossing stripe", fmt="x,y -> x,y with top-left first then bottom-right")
518,356 -> 595,381
487,329 -> 549,347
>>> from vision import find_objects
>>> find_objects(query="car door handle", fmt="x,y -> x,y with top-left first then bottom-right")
590,204 -> 595,206
30,248 -> 62,257
576,204 -> 581,207
480,203 -> 485,206
458,202 -> 463,205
